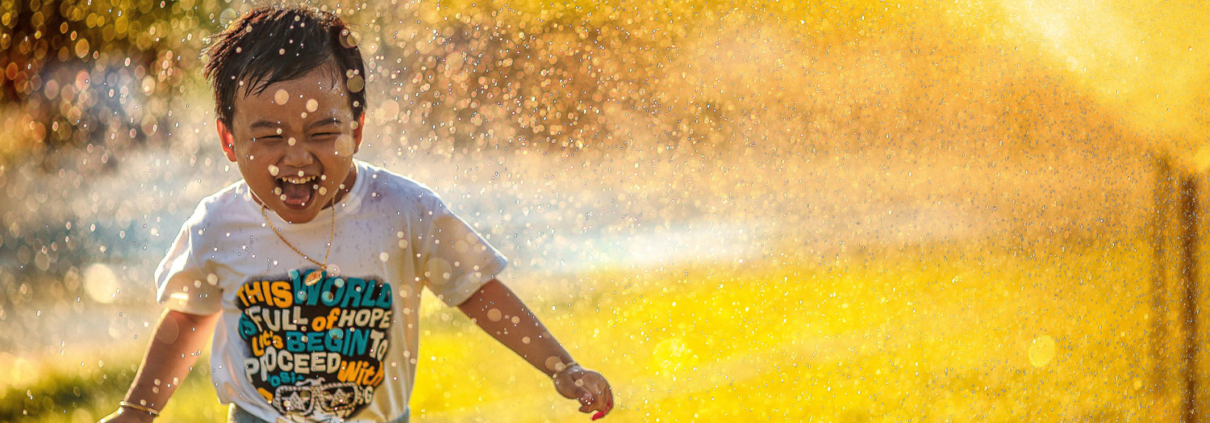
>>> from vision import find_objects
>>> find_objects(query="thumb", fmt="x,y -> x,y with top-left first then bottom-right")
577,387 -> 599,412
578,393 -> 596,413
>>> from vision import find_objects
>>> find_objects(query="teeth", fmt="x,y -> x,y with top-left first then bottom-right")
280,175 -> 316,184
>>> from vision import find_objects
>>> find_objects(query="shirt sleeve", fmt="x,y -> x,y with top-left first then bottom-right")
417,191 -> 509,307
154,202 -> 223,315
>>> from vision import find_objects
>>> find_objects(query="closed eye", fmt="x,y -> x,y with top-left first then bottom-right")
254,135 -> 284,141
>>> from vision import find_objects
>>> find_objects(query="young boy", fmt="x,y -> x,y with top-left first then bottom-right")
99,5 -> 613,423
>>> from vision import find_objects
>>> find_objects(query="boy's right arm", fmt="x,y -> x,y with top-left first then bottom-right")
99,309 -> 220,423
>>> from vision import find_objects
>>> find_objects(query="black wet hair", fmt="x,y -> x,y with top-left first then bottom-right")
202,5 -> 367,129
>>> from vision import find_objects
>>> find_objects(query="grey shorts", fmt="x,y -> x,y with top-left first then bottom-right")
228,405 -> 410,423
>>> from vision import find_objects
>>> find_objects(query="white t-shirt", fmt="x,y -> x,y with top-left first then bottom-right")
155,160 -> 508,423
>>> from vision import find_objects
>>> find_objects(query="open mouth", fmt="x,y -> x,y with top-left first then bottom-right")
275,174 -> 320,209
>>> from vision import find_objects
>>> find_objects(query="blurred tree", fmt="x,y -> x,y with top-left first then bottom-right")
0,0 -> 198,167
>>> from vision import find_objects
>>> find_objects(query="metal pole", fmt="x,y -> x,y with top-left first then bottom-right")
1181,174 -> 1199,422
1157,156 -> 1172,397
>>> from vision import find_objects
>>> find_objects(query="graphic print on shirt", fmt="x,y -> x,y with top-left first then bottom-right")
237,269 -> 392,422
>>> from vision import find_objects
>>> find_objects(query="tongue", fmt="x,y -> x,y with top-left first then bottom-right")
281,182 -> 313,207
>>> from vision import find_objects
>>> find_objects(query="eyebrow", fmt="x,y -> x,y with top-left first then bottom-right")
249,120 -> 280,131
306,117 -> 342,131
248,117 -> 342,132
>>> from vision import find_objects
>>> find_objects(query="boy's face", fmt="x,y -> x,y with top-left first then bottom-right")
217,63 -> 364,224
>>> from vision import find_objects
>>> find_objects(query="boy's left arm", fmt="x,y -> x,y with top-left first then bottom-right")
457,279 -> 614,420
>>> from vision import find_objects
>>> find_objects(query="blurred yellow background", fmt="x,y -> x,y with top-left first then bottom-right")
1,0 -> 1206,421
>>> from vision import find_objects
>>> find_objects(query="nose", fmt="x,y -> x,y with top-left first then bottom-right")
282,138 -> 314,168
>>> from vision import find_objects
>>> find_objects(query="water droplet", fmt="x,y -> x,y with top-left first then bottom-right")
1028,335 -> 1056,367
274,89 -> 289,105
341,29 -> 360,48
346,75 -> 364,93
74,39 -> 90,58
487,308 -> 502,322
83,263 -> 118,304
268,164 -> 280,176
306,99 -> 319,112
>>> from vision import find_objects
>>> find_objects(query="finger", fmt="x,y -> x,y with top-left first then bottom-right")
591,387 -> 609,421
586,377 -> 611,415
578,393 -> 595,413
577,388 -> 596,413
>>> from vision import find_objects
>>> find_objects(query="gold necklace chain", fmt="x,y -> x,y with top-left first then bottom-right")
260,198 -> 336,286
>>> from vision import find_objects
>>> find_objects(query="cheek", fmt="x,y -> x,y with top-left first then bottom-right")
335,135 -> 356,156
242,143 -> 280,162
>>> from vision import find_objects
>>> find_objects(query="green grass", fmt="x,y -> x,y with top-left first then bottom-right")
10,236 -> 1155,422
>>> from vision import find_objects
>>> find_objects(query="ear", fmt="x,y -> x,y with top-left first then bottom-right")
353,114 -> 365,154
217,119 -> 238,162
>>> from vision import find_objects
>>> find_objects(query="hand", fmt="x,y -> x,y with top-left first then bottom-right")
553,364 -> 614,420
97,407 -> 157,423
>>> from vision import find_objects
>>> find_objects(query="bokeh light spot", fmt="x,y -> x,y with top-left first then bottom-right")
274,89 -> 290,105
82,263 -> 119,304
346,75 -> 364,93
1029,335 -> 1056,368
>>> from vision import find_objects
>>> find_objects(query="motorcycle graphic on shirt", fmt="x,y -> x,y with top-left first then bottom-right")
237,269 -> 393,422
